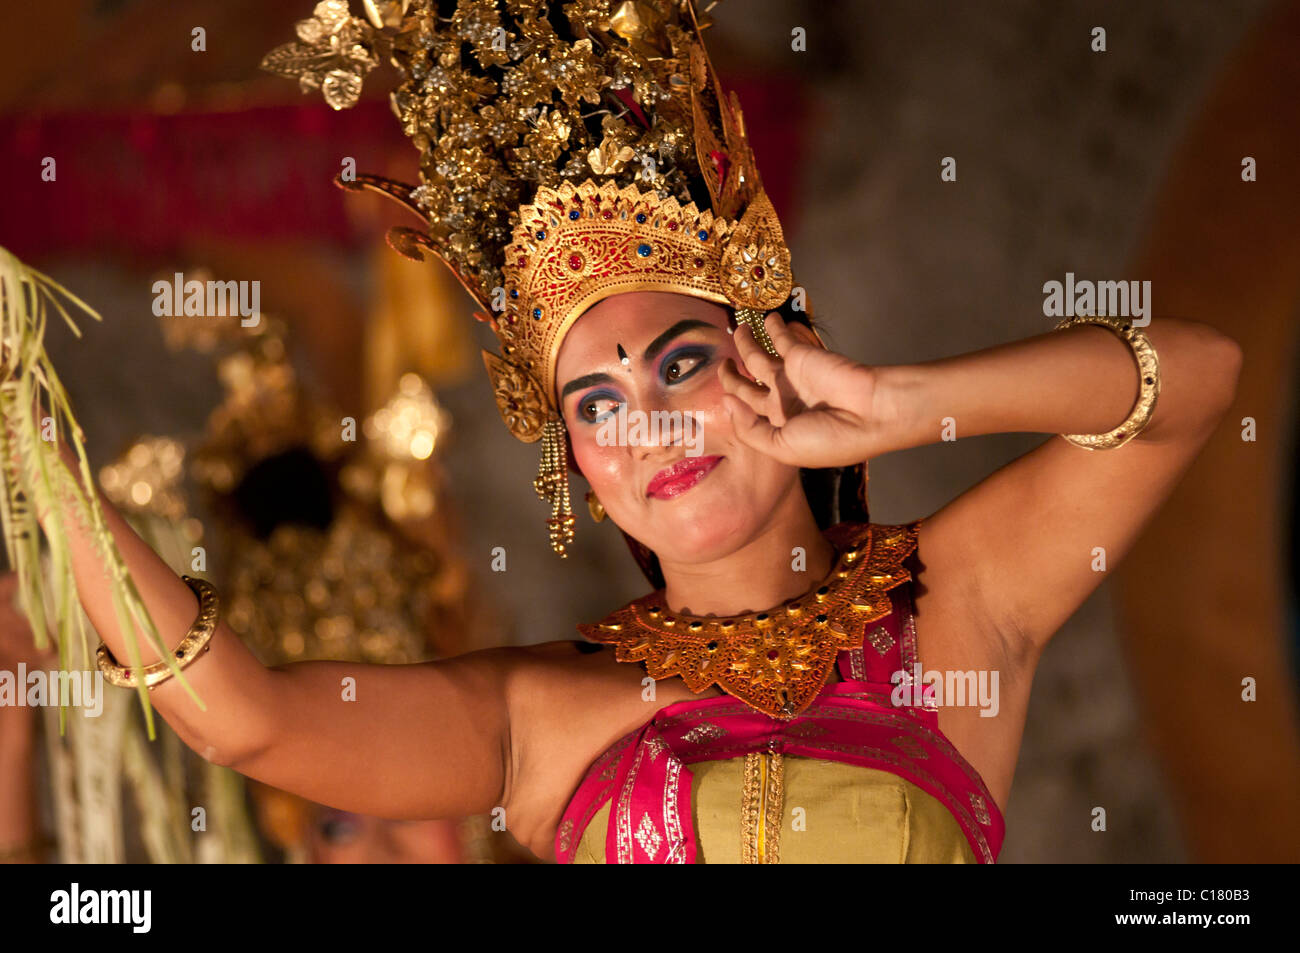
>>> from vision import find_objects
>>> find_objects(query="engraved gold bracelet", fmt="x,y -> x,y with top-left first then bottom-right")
1054,314 -> 1161,450
96,575 -> 219,690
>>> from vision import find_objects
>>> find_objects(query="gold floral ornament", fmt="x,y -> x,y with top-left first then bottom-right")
721,190 -> 793,311
482,351 -> 546,443
261,0 -> 382,110
588,114 -> 638,174
579,523 -> 922,719
264,1 -> 806,555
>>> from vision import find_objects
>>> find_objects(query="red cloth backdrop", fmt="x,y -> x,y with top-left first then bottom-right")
0,77 -> 809,259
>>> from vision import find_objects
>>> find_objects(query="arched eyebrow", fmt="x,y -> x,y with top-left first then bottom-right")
559,319 -> 718,401
560,372 -> 614,400
642,319 -> 715,363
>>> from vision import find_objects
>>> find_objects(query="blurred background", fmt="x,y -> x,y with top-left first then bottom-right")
0,0 -> 1296,862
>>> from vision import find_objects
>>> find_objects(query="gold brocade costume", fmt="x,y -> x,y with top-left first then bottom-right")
553,522 -> 1007,864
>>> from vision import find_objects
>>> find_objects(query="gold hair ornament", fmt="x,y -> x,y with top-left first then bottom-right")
734,308 -> 780,358
263,0 -> 803,556
1053,314 -> 1160,449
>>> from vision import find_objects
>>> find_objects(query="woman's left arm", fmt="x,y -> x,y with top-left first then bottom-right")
722,313 -> 1242,654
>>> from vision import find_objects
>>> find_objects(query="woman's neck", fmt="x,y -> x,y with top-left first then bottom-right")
657,488 -> 837,618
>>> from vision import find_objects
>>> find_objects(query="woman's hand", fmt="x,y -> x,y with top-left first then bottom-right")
719,312 -> 898,469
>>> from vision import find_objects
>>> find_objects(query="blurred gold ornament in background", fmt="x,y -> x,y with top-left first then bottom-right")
190,315 -> 346,495
227,506 -> 445,666
99,437 -> 202,542
364,372 -> 449,462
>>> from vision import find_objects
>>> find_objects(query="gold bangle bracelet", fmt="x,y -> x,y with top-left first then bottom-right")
96,575 -> 220,690
1054,314 -> 1161,450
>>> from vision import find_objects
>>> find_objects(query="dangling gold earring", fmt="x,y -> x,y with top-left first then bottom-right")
586,490 -> 606,523
533,416 -> 576,556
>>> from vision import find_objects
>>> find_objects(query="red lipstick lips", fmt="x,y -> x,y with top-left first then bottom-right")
646,455 -> 722,500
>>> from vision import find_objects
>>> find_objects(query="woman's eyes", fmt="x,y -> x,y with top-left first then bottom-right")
662,348 -> 711,384
574,349 -> 712,424
579,393 -> 621,423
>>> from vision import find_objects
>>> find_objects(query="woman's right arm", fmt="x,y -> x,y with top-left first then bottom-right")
42,449 -> 512,821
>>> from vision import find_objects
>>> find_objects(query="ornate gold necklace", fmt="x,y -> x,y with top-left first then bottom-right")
578,521 -> 921,720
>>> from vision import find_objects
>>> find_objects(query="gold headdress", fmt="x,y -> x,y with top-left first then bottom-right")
263,0 -> 799,555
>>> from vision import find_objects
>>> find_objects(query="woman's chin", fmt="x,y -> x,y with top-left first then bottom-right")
642,495 -> 759,565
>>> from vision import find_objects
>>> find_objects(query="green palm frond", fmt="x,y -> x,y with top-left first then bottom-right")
0,247 -> 202,737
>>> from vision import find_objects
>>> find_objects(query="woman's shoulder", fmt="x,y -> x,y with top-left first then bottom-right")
489,638 -> 640,698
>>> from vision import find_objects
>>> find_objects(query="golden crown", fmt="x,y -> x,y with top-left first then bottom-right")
263,0 -> 800,554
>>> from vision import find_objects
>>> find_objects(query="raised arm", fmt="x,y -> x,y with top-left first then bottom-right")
876,317 -> 1241,653
37,445 -> 513,821
720,311 -> 1242,657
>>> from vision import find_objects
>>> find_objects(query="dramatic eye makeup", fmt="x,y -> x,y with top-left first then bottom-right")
659,344 -> 714,385
576,388 -> 622,423
560,318 -> 725,425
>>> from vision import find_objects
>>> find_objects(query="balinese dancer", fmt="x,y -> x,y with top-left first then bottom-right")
5,1 -> 1240,863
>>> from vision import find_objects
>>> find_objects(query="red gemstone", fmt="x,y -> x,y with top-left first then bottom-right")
693,257 -> 704,267
568,253 -> 583,270
767,649 -> 779,660
602,210 -> 613,219
667,221 -> 679,230
753,265 -> 765,279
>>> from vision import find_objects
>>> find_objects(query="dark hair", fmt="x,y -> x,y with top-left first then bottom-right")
611,300 -> 870,590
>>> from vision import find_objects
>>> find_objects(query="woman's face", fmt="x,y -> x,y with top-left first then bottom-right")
554,290 -> 802,566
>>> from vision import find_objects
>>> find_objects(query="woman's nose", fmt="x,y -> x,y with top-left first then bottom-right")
629,403 -> 702,457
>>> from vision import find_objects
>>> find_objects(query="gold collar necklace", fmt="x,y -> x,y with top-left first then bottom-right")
578,521 -> 921,720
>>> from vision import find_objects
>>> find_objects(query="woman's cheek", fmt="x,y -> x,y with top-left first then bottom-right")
678,387 -> 734,449
571,435 -> 627,498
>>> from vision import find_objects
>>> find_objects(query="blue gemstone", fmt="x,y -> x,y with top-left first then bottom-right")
510,289 -> 518,298
532,308 -> 542,319
635,213 -> 647,223
698,230 -> 709,241
636,243 -> 652,257
569,209 -> 580,219
535,230 -> 546,240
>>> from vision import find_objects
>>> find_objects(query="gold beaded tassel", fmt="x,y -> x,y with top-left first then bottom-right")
532,416 -> 576,557
734,308 -> 781,358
